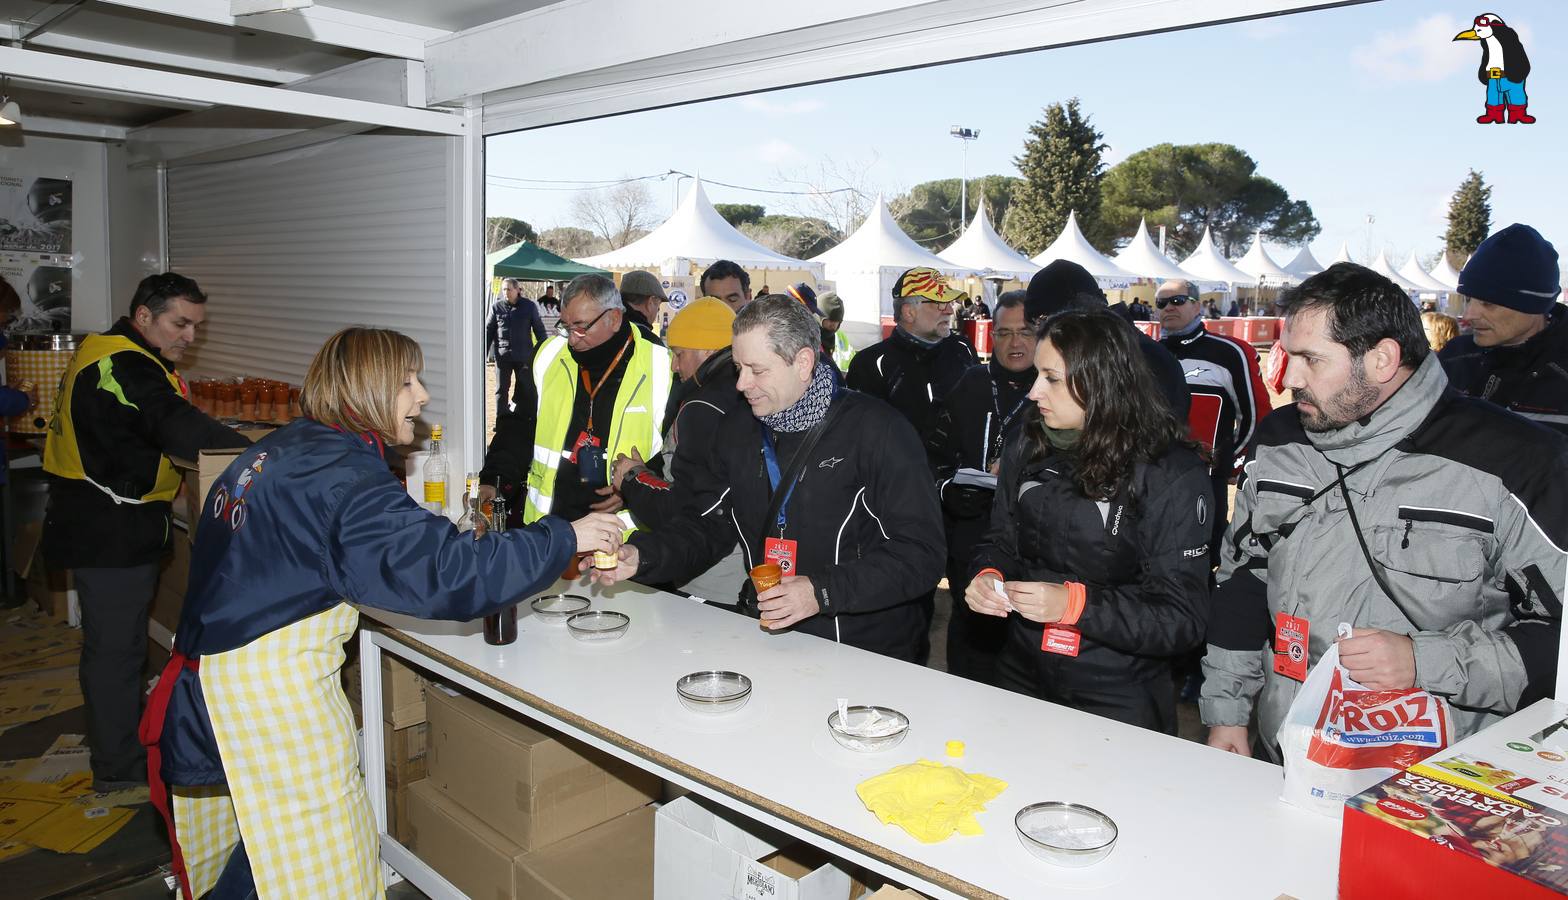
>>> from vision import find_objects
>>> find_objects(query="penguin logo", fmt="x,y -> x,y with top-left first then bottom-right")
1196,495 -> 1209,527
1454,14 -> 1535,124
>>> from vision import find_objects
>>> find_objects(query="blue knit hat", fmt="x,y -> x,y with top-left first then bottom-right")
1458,224 -> 1561,314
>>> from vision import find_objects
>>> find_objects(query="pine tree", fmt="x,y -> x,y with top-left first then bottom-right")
1003,98 -> 1110,255
1443,170 -> 1491,266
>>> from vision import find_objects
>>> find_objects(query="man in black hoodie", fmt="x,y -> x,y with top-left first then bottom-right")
1025,259 -> 1191,419
43,273 -> 251,790
928,290 -> 1035,683
599,296 -> 944,661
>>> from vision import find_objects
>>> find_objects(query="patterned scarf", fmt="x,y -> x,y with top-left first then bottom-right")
760,360 -> 838,433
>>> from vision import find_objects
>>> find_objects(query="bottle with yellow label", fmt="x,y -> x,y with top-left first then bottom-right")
422,424 -> 448,515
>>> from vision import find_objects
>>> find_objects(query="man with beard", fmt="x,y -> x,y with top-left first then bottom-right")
1201,263 -> 1566,759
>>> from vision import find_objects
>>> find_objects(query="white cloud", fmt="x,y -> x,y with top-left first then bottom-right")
1350,13 -> 1472,82
739,96 -> 825,116
756,139 -> 803,164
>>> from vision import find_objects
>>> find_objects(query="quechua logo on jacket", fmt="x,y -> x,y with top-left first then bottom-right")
210,451 -> 268,533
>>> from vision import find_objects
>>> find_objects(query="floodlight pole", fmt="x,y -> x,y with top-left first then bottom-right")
950,126 -> 979,233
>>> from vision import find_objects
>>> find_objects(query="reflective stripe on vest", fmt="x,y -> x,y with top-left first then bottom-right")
524,329 -> 672,531
43,334 -> 187,505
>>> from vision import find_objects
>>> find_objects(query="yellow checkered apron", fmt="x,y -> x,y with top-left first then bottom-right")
173,602 -> 383,899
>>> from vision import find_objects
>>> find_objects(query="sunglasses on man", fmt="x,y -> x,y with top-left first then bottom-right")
1155,295 -> 1194,310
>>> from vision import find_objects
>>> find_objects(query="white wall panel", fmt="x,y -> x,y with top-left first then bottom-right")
167,133 -> 460,436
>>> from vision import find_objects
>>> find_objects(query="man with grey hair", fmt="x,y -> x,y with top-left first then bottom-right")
594,295 -> 944,661
479,273 -> 672,527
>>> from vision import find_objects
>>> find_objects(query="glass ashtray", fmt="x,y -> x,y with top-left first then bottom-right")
566,610 -> 630,642
827,705 -> 910,752
1015,802 -> 1118,867
531,594 -> 590,621
676,671 -> 752,714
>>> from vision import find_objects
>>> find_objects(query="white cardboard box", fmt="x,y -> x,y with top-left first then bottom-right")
654,796 -> 853,900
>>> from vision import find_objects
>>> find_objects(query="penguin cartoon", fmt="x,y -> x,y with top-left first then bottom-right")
1454,13 -> 1534,124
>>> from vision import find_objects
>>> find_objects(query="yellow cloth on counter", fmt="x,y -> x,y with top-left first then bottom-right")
855,759 -> 1007,844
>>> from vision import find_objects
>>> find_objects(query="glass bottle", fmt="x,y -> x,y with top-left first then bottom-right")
456,472 -> 482,533
422,425 -> 448,515
483,494 -> 518,645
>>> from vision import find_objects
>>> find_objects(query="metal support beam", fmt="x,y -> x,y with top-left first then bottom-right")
0,24 -> 309,83
444,0 -> 1369,128
0,45 -> 465,135
5,115 -> 129,141
93,0 -> 447,61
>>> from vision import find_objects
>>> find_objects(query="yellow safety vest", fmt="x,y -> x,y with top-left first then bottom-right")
43,334 -> 188,504
832,330 -> 856,371
524,328 -> 672,532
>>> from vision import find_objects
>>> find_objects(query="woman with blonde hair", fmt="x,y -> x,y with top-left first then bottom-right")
141,326 -> 623,899
1422,310 -> 1460,353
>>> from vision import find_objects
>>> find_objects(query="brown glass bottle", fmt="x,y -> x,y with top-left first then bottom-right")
483,495 -> 518,645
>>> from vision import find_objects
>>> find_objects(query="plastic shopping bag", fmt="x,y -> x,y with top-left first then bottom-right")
1264,339 -> 1287,395
1277,623 -> 1453,817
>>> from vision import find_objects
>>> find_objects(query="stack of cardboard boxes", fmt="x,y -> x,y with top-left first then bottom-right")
407,683 -> 661,900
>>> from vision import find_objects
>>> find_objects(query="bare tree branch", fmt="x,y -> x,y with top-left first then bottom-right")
570,179 -> 659,249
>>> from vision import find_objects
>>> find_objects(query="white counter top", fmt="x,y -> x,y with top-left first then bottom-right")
366,579 -> 1340,899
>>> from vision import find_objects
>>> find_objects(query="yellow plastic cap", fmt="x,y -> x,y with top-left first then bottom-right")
945,740 -> 965,758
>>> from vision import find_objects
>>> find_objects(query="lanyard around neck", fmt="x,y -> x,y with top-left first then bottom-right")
579,336 -> 632,433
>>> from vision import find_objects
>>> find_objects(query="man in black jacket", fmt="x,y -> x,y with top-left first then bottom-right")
618,269 -> 667,347
1439,223 -> 1567,435
485,278 -> 547,412
847,267 -> 979,457
612,298 -> 746,603
43,273 -> 251,790
846,267 -> 978,660
597,295 -> 944,660
928,290 -> 1034,683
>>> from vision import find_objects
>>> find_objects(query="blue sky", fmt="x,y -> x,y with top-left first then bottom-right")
487,0 -> 1563,269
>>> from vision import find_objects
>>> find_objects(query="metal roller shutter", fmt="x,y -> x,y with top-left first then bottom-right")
167,134 -> 456,428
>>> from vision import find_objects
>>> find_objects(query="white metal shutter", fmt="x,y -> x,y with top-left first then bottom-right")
167,134 -> 454,426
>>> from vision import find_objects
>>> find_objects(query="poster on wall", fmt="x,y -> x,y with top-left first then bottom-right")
0,254 -> 73,333
0,173 -> 72,254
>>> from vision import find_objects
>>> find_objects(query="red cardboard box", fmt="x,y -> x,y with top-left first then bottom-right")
1340,699 -> 1568,900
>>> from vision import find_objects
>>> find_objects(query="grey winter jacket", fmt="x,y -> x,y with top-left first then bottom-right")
1201,354 -> 1566,758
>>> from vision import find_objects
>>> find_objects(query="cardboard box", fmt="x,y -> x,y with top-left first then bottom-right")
654,796 -> 856,900
170,426 -> 273,539
1340,698 -> 1568,900
149,523 -> 192,634
513,805 -> 654,900
424,685 -> 659,850
407,779 -> 653,900
13,521 -> 70,621
407,778 -> 525,900
864,888 -> 927,900
342,649 -> 426,729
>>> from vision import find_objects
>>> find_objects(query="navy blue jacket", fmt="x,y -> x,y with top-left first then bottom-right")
486,298 -> 547,363
158,419 -> 576,785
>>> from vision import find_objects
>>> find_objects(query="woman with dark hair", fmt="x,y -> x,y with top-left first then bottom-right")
966,309 -> 1213,733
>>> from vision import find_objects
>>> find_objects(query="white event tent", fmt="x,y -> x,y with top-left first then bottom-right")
812,197 -> 972,325
1400,253 -> 1454,295
1178,227 -> 1257,290
1430,254 -> 1463,290
1112,219 -> 1193,281
1233,232 -> 1298,285
1368,250 -> 1421,293
579,179 -> 822,282
938,204 -> 1038,281
1284,245 -> 1325,280
1029,211 -> 1139,288
1331,242 -> 1355,265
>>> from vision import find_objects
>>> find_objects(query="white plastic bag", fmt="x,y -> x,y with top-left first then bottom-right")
1277,623 -> 1453,817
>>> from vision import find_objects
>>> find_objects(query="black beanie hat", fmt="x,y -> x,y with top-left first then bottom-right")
1458,223 -> 1561,315
1026,259 -> 1107,321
